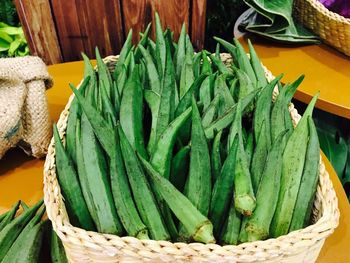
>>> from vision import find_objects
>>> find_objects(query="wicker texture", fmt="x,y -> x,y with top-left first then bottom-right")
44,54 -> 339,263
294,0 -> 350,56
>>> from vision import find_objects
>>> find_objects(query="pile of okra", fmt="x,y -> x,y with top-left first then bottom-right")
54,14 -> 320,245
0,200 -> 68,262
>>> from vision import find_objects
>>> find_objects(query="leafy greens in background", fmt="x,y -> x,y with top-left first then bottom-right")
0,0 -> 29,57
239,0 -> 320,44
0,22 -> 29,57
0,0 -> 19,26
294,100 -> 350,201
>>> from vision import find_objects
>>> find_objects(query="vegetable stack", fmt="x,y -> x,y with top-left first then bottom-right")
0,200 -> 68,262
54,14 -> 321,245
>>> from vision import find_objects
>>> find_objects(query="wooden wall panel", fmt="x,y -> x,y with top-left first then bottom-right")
16,0 -> 207,63
50,0 -> 125,61
14,0 -> 62,64
121,0 -> 148,44
191,0 -> 207,50
152,0 -> 190,41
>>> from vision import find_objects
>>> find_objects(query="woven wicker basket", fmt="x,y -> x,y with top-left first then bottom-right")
44,54 -> 339,263
293,0 -> 350,56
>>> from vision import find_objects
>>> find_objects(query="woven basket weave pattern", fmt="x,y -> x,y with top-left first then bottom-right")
294,0 -> 350,56
44,54 -> 339,263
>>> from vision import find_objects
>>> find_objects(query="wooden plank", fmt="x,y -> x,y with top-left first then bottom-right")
121,0 -> 148,44
50,0 -> 124,61
14,0 -> 62,64
191,0 -> 207,50
148,0 -> 190,41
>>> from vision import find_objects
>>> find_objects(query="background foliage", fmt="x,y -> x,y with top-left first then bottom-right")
0,0 -> 29,57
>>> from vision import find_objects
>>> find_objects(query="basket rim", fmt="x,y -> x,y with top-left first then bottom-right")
43,54 -> 340,259
298,0 -> 350,24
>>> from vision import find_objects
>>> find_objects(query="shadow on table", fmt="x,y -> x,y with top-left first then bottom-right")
0,148 -> 36,175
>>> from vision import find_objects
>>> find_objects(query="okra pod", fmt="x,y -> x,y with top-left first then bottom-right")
138,156 -> 215,244
289,117 -> 320,231
0,201 -> 20,232
53,124 -> 94,230
210,135 -> 239,236
120,66 -> 148,158
118,126 -> 169,240
271,93 -> 319,237
245,130 -> 288,241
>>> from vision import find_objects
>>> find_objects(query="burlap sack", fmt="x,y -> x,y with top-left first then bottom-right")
0,56 -> 53,159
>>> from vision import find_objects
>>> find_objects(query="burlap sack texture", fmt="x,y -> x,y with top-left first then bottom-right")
0,56 -> 53,159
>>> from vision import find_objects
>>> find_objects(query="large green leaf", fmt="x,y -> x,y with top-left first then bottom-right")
317,128 -> 348,177
0,31 -> 12,43
240,1 -> 319,44
0,39 -> 10,52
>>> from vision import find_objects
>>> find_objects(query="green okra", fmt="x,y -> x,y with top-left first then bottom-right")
175,23 -> 186,82
253,75 -> 283,145
0,201 -> 20,232
271,93 -> 319,237
2,205 -> 46,263
170,146 -> 191,192
245,130 -> 289,241
210,135 -> 239,236
53,124 -> 94,230
211,130 -> 223,184
185,34 -> 194,57
179,52 -> 195,98
232,102 -> 256,216
215,43 -> 220,59
289,117 -> 320,231
247,39 -> 267,89
50,228 -> 68,263
134,23 -> 152,62
251,121 -> 269,192
183,98 -> 212,215
199,75 -> 212,112
214,37 -> 237,59
80,115 -> 121,234
201,93 -> 220,128
138,45 -> 161,94
234,67 -> 255,112
95,47 -> 113,100
151,107 -> 192,179
70,82 -> 117,156
193,52 -> 202,79
114,29 -> 133,80
220,200 -> 242,245
215,74 -> 235,117
138,156 -> 215,244
144,89 -> 160,155
201,51 -> 212,75
155,12 -> 166,77
108,129 -> 150,238
209,54 -> 231,75
75,118 -> 99,227
233,39 -> 257,86
0,199 -> 43,261
175,74 -> 207,118
245,131 -> 254,167
65,76 -> 90,165
120,66 -> 148,159
234,136 -> 256,216
118,126 -> 168,240
204,89 -> 260,139
155,41 -> 176,143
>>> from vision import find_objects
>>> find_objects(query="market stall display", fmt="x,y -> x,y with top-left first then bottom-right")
44,17 -> 339,262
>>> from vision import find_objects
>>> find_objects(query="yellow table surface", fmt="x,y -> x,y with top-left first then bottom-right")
0,58 -> 349,263
240,36 -> 350,119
